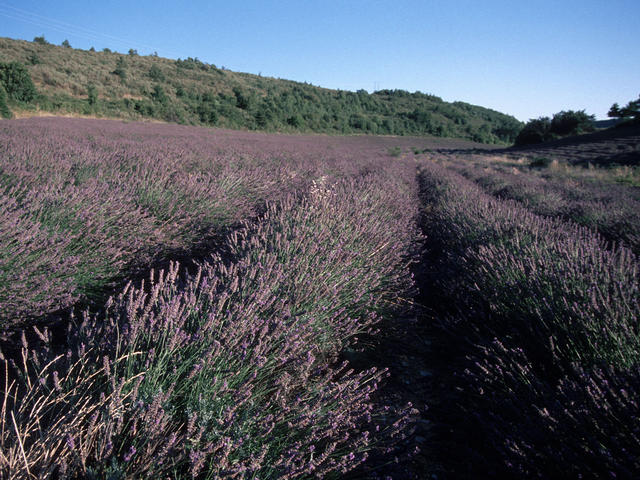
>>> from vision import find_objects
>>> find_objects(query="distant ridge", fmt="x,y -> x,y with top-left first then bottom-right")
0,36 -> 522,143
594,118 -> 622,129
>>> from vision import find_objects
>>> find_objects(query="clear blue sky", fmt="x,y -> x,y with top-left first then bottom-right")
1,0 -> 638,121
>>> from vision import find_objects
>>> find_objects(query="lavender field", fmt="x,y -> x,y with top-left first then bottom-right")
0,117 -> 461,327
439,152 -> 640,254
1,117 -> 639,479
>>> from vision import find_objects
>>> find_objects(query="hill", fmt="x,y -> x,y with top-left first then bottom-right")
594,118 -> 622,129
0,36 -> 522,143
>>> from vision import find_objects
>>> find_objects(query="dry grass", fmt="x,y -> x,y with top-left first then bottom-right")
548,162 -> 640,186
1,348 -> 106,477
0,37 -> 247,103
469,153 -> 640,187
10,109 -> 168,124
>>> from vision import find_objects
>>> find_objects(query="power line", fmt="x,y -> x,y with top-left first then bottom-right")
0,2 -> 183,58
0,3 -> 157,50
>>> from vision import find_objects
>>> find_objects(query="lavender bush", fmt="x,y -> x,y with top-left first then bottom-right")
0,189 -> 77,319
463,339 -> 640,478
0,117 -> 426,328
443,155 -> 640,254
1,164 -> 420,478
419,160 -> 639,371
417,159 -> 640,477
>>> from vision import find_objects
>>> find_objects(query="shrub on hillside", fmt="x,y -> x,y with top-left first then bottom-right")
148,64 -> 165,81
112,56 -> 127,82
197,99 -> 218,125
0,85 -> 12,118
287,114 -> 302,127
175,57 -> 209,70
233,86 -> 250,110
27,52 -> 41,65
87,83 -> 97,106
32,35 -> 48,45
0,61 -> 37,102
150,84 -> 168,104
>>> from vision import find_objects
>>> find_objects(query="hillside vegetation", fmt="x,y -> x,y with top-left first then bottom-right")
0,36 -> 522,143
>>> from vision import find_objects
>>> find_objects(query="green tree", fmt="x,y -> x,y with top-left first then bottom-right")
150,84 -> 167,105
609,95 -> 640,120
32,35 -> 48,45
0,62 -> 37,102
254,108 -> 268,128
515,110 -> 595,146
197,100 -> 218,124
408,109 -> 432,132
27,53 -> 41,65
61,39 -> 71,48
148,65 -> 165,82
134,99 -> 155,116
112,56 -> 127,82
287,114 -> 302,127
492,120 -> 522,144
128,48 -> 138,56
0,85 -> 12,118
514,117 -> 552,146
233,87 -> 250,110
549,110 -> 594,136
622,97 -> 640,119
608,103 -> 621,118
87,84 -> 98,106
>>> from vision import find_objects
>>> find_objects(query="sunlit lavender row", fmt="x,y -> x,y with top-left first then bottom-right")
0,117 -> 438,327
0,117 -> 429,478
1,158 -> 422,477
417,159 -> 639,477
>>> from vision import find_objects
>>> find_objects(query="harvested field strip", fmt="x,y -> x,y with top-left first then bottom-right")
443,155 -> 640,254
416,159 -> 640,477
1,163 -> 422,478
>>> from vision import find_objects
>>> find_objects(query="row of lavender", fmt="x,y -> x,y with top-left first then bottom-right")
0,117 -> 408,327
442,154 -> 640,254
1,156 -> 421,477
417,160 -> 639,477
